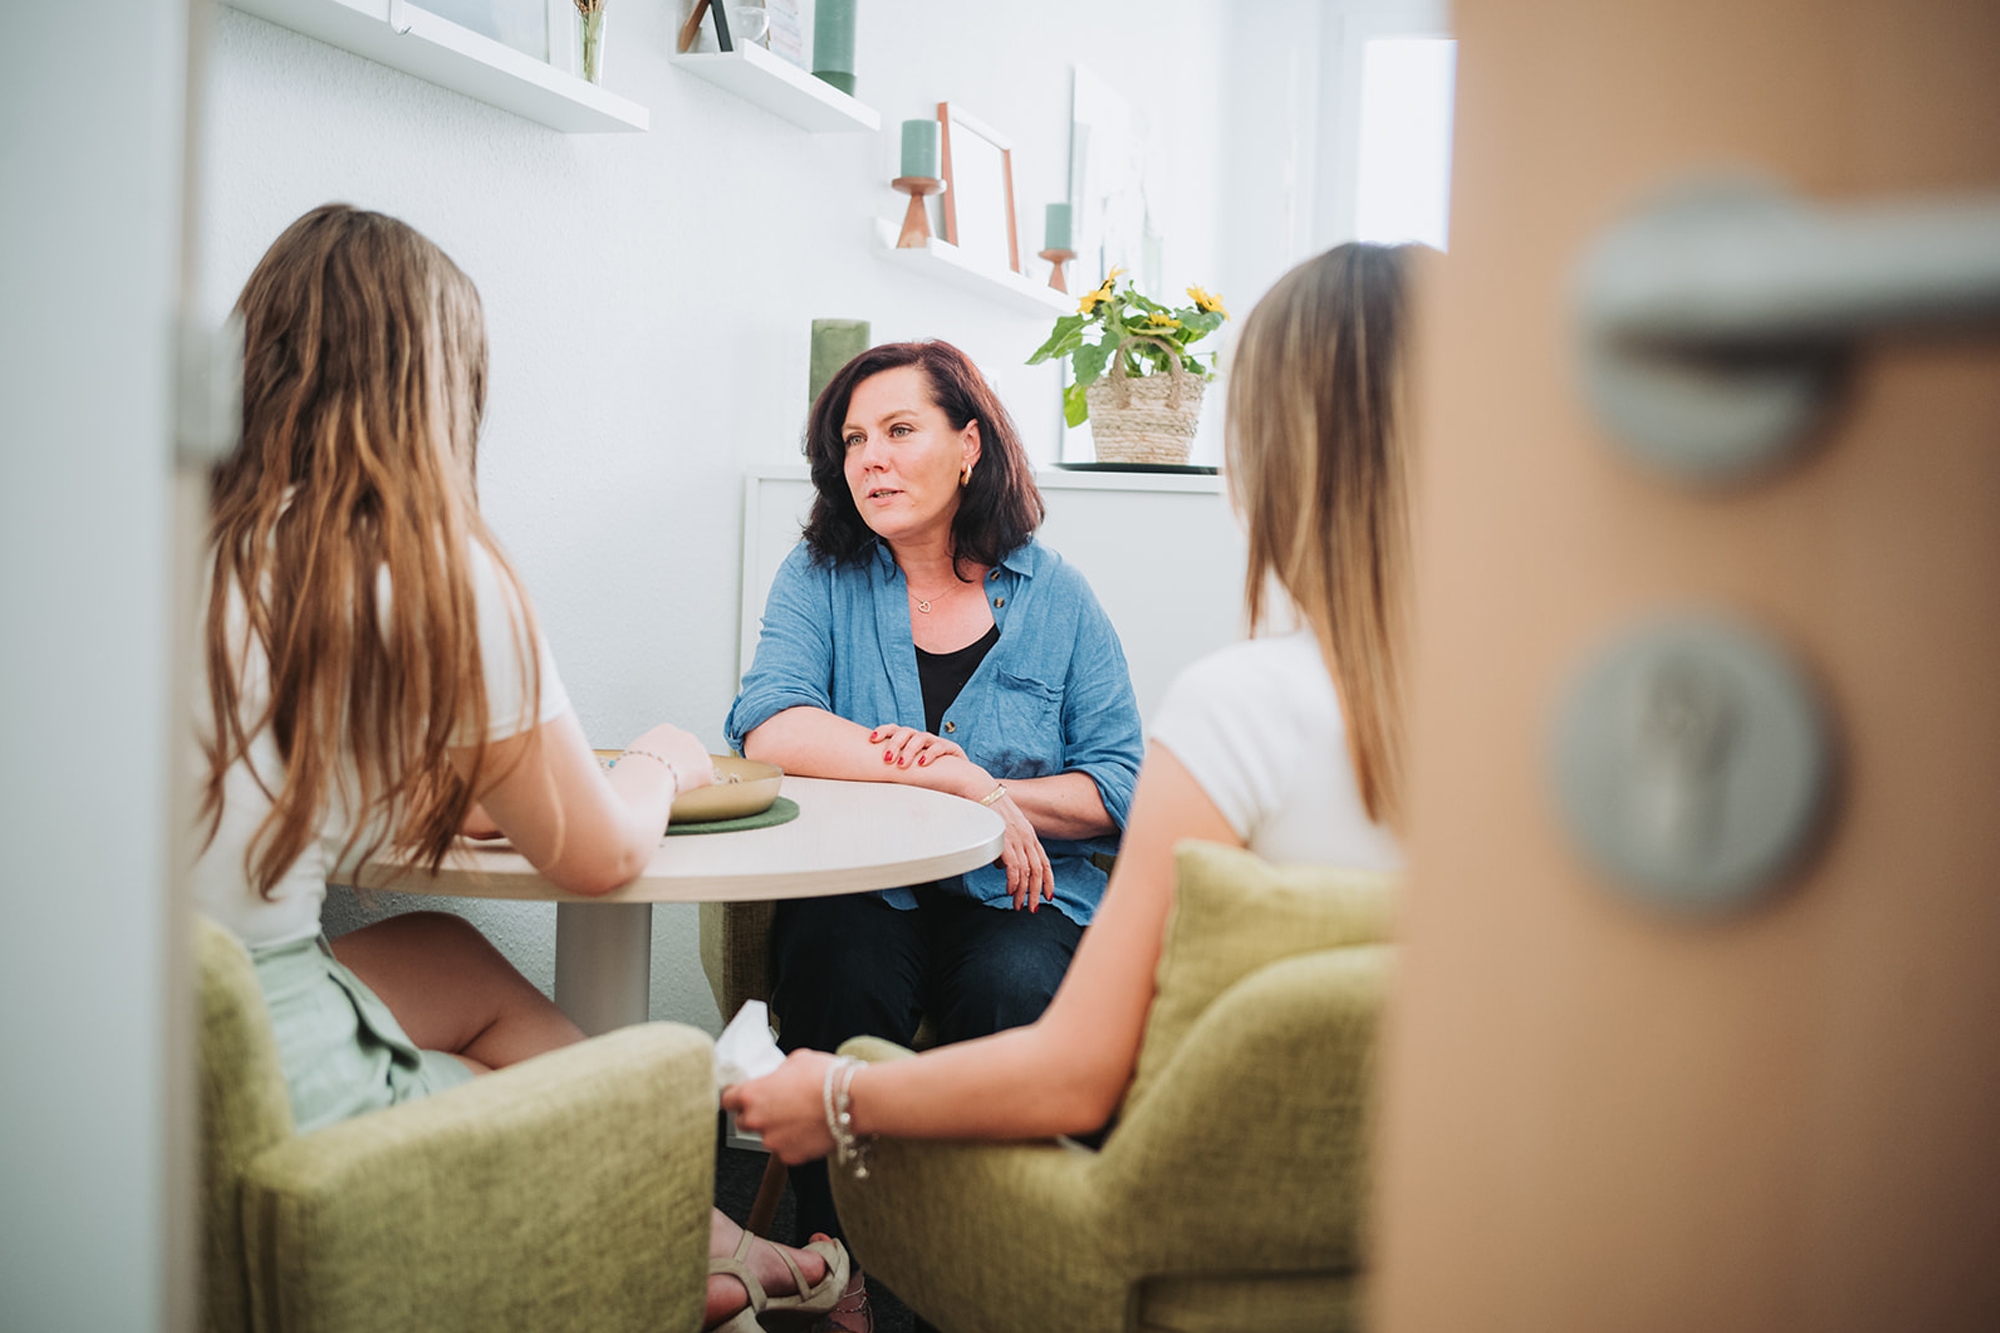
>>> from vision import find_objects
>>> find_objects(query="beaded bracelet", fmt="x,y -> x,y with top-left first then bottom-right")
822,1056 -> 875,1180
617,747 -> 681,795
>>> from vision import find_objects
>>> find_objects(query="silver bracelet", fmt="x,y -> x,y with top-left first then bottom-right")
822,1056 -> 875,1180
617,747 -> 680,795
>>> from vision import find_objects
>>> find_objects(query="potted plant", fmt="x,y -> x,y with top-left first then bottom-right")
1027,269 -> 1228,465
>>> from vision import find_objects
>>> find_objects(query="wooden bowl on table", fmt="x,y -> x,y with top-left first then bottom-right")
592,750 -> 784,825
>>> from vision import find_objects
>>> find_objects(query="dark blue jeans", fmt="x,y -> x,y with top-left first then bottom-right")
769,885 -> 1084,1249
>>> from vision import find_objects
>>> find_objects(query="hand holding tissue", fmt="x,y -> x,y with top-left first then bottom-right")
714,1000 -> 786,1092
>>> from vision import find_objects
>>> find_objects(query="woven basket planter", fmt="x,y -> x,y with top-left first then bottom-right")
1084,336 -> 1208,466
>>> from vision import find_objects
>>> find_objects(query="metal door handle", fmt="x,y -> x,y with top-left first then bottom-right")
1577,179 -> 2000,483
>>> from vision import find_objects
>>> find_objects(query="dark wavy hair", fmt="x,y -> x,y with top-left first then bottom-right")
801,340 -> 1045,575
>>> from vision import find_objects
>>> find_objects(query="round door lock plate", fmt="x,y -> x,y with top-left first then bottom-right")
1550,614 -> 1834,915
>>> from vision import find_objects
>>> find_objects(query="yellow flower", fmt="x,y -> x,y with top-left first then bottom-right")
1186,284 -> 1228,317
1142,310 -> 1182,330
1078,267 -> 1124,315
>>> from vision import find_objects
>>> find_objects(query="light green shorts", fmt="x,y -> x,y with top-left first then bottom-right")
250,933 -> 476,1135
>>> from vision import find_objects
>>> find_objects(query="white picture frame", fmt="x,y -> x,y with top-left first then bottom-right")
938,102 -> 1022,276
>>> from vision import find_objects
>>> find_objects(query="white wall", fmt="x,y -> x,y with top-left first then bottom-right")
1,0 -> 188,1328
199,1 -> 1236,1031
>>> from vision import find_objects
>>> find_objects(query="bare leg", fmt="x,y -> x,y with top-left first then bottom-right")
330,910 -> 583,1070
332,912 -> 845,1327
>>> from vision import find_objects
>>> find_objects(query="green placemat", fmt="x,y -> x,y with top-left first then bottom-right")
663,796 -> 800,836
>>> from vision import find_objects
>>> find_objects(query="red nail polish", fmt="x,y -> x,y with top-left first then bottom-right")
883,751 -> 892,763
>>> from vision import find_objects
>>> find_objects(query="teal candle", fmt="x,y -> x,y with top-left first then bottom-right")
809,318 -> 871,408
812,0 -> 857,96
1044,202 -> 1073,252
899,119 -> 940,180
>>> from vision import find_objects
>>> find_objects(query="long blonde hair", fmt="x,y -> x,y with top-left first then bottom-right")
201,203 -> 537,894
1226,243 -> 1411,832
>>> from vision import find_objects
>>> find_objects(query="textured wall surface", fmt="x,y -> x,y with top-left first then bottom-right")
204,1 -> 1234,1032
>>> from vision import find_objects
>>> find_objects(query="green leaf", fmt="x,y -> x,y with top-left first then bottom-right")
1026,314 -> 1086,365
1072,336 -> 1114,388
1064,379 -> 1091,427
1180,309 -> 1225,337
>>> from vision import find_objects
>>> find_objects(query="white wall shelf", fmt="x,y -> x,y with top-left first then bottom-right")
225,0 -> 649,134
671,44 -> 880,133
869,219 -> 1072,317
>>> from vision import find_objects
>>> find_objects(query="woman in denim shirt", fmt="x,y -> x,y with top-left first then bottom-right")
726,340 -> 1143,1299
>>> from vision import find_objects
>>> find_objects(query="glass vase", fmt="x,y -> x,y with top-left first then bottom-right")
581,6 -> 607,85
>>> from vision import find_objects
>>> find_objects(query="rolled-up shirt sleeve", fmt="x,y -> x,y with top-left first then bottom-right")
1057,577 -> 1145,831
726,544 -> 836,753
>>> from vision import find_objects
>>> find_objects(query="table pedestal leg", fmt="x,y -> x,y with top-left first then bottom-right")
554,901 -> 652,1035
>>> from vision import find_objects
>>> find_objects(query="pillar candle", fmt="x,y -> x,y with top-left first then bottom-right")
812,0 -> 857,96
809,319 -> 871,408
1044,202 -> 1073,252
899,118 -> 940,180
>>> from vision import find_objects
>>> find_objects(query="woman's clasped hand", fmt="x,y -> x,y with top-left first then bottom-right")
866,722 -> 963,769
866,721 -> 1053,910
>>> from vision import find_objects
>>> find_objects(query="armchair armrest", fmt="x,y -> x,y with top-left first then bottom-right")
242,1023 -> 716,1333
828,1041 -> 1115,1333
828,947 -> 1391,1333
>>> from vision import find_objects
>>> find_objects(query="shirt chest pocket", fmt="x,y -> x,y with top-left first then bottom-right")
967,669 -> 1064,778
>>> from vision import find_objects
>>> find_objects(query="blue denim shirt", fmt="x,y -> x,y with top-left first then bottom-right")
726,538 -> 1144,926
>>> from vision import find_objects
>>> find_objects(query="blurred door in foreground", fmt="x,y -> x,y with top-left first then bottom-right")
1374,2 -> 2000,1330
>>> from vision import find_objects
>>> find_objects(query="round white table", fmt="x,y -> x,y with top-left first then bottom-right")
356,776 -> 1005,1034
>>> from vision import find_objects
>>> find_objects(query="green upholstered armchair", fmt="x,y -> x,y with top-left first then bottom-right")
827,843 -> 1397,1333
699,899 -> 774,1039
197,915 -> 718,1333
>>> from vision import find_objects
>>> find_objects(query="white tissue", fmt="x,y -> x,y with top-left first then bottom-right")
713,999 -> 786,1092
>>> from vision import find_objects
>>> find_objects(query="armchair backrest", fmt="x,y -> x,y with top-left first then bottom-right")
1125,841 -> 1399,1114
195,916 -> 296,1333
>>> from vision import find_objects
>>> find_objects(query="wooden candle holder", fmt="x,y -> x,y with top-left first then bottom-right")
1039,247 -> 1077,293
893,176 -> 945,248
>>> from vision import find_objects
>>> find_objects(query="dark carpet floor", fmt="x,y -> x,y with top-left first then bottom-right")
713,1134 -> 921,1333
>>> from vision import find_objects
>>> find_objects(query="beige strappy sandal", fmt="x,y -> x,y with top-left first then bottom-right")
809,1270 -> 873,1333
707,1229 -> 852,1333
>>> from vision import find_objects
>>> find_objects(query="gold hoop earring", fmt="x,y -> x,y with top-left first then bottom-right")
961,464 -> 973,487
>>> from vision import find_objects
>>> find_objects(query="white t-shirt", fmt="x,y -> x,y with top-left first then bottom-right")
189,542 -> 570,948
1148,629 -> 1402,871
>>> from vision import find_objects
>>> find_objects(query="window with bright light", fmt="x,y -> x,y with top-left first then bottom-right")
1354,38 -> 1457,250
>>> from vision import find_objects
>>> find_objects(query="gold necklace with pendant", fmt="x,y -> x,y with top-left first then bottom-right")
910,577 -> 962,614
909,561 -> 986,614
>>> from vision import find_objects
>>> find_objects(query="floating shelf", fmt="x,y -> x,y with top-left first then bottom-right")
225,0 -> 649,134
671,43 -> 879,133
869,220 -> 1073,317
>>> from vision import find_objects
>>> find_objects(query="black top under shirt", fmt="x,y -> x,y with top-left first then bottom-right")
915,623 -> 1001,735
